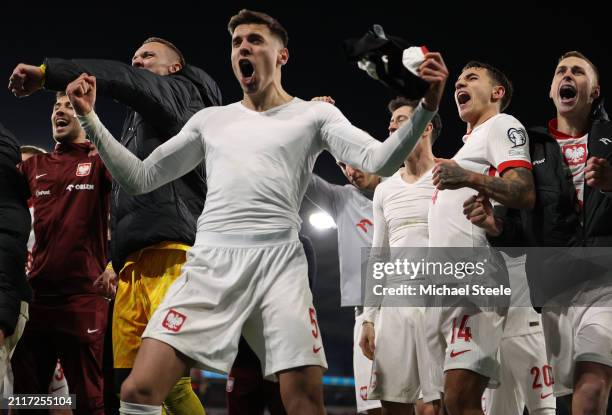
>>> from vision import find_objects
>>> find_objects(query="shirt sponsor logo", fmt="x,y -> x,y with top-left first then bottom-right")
76,162 -> 92,176
356,219 -> 373,233
507,128 -> 527,147
600,137 -> 612,145
533,158 -> 545,165
562,144 -> 587,166
162,309 -> 187,332
66,183 -> 95,192
35,189 -> 51,197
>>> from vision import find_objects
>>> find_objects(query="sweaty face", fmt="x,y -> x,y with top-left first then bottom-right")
388,105 -> 415,134
454,67 -> 501,123
231,23 -> 287,95
52,95 -> 82,143
132,42 -> 181,76
550,56 -> 599,117
339,162 -> 379,191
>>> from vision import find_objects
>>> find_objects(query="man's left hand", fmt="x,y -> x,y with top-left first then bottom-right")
585,157 -> 612,191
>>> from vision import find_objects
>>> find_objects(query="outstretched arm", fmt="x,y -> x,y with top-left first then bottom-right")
9,60 -> 221,126
321,53 -> 448,176
67,74 -> 206,195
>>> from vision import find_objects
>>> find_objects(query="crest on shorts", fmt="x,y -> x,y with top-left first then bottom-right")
162,309 -> 187,332
507,128 -> 527,148
76,162 -> 92,176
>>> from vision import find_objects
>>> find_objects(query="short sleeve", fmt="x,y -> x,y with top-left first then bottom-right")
486,115 -> 532,175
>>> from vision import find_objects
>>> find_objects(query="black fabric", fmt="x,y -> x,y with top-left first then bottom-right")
488,107 -> 612,304
0,122 -> 31,336
44,58 -> 222,271
299,234 -> 317,289
342,24 -> 428,99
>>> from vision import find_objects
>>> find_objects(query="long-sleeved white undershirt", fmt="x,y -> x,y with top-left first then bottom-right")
78,98 -> 435,234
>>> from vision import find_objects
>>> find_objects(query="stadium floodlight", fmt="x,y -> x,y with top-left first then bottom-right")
309,211 -> 337,230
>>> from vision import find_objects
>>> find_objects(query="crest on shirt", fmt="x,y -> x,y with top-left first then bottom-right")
562,144 -> 587,166
162,309 -> 187,332
76,162 -> 92,177
507,128 -> 527,148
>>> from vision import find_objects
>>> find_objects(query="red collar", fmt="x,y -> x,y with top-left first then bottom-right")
548,119 -> 585,140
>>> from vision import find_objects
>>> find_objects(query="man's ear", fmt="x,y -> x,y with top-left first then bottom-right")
492,85 -> 505,104
278,48 -> 289,66
591,84 -> 601,100
168,62 -> 182,74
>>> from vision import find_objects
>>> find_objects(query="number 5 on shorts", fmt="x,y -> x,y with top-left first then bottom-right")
309,307 -> 319,339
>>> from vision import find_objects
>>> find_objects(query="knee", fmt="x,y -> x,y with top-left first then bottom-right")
120,375 -> 162,405
443,389 -> 479,415
281,378 -> 324,412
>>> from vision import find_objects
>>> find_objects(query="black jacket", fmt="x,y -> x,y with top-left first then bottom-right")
44,58 -> 222,271
489,107 -> 612,304
0,122 -> 32,336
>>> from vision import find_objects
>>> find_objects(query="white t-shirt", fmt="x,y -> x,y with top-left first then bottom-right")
373,168 -> 434,248
428,114 -> 532,248
304,175 -> 374,307
78,98 -> 435,236
363,168 -> 435,322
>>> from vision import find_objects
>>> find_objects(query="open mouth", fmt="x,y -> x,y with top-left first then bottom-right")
54,118 -> 69,128
559,84 -> 577,102
239,59 -> 255,78
456,91 -> 471,106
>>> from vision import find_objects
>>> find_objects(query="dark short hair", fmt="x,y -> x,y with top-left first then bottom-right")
228,9 -> 289,47
142,37 -> 186,67
20,145 -> 47,155
388,96 -> 443,143
462,61 -> 513,111
558,51 -> 599,84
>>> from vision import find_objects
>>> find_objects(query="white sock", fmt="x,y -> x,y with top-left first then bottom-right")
119,401 -> 162,415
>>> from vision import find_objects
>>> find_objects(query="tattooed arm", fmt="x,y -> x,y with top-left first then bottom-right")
433,159 -> 535,209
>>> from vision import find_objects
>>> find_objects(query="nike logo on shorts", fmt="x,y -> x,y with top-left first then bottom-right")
312,345 -> 322,353
449,349 -> 471,358
87,328 -> 99,334
36,173 -> 47,179
540,392 -> 553,400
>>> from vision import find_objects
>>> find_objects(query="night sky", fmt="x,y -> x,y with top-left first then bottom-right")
1,3 -> 609,376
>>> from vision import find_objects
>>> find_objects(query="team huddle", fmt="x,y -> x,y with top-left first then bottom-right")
0,8 -> 611,415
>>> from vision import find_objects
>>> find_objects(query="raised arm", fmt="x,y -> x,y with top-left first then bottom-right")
67,74 -> 205,195
321,53 -> 447,176
9,60 -> 222,127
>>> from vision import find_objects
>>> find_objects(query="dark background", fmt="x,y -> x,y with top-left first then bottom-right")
1,2 -> 609,378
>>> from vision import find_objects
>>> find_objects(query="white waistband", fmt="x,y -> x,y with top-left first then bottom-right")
198,229 -> 299,247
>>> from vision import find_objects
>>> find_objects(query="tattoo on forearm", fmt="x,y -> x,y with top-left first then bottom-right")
475,168 -> 534,209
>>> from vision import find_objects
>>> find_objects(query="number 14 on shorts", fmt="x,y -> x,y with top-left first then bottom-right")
451,315 -> 473,343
